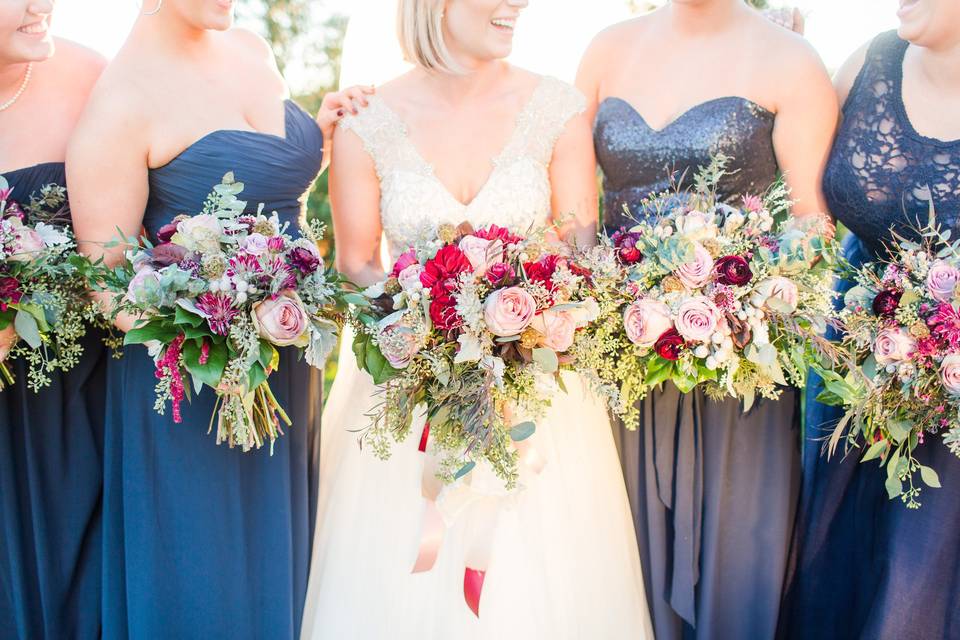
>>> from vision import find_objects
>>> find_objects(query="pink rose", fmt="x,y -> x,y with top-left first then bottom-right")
753,276 -> 799,313
251,289 -> 309,347
675,243 -> 714,289
483,286 -> 536,337
378,323 -> 420,369
458,236 -> 502,276
242,233 -> 269,256
927,260 -> 960,303
623,298 -> 673,348
874,327 -> 917,366
10,227 -> 45,262
397,264 -> 425,292
940,354 -> 960,395
530,309 -> 577,352
675,296 -> 721,343
391,249 -> 419,278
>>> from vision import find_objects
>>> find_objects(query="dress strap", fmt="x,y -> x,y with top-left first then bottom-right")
843,30 -> 908,116
337,97 -> 429,180
499,76 -> 587,167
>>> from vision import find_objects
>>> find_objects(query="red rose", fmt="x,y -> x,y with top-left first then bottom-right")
474,224 -> 523,245
0,276 -> 22,311
654,328 -> 685,361
872,289 -> 902,318
486,262 -> 516,287
420,245 -> 472,290
612,228 -> 643,264
714,255 -> 753,286
429,291 -> 462,331
524,255 -> 564,291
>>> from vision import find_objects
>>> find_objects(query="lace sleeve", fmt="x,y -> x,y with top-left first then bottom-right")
520,77 -> 587,166
337,97 -> 425,179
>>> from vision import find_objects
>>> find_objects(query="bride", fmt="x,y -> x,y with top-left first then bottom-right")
302,1 -> 653,637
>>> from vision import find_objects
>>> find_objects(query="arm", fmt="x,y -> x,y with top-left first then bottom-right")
770,43 -> 840,221
833,40 -> 871,110
328,127 -> 385,287
67,89 -> 151,331
549,110 -> 599,248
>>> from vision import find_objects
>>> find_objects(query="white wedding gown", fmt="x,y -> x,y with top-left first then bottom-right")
301,76 -> 654,640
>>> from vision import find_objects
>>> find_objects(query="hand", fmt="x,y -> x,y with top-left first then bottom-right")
763,7 -> 805,35
316,85 -> 377,145
0,325 -> 18,363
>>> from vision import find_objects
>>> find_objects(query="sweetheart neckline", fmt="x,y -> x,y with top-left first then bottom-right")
599,95 -> 774,134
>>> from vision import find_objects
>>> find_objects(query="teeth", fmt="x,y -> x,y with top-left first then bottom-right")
491,18 -> 515,29
18,22 -> 47,35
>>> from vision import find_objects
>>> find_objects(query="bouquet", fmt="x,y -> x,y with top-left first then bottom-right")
0,176 -> 101,390
101,173 -> 344,451
816,210 -> 960,508
352,222 -> 599,487
574,156 -> 838,429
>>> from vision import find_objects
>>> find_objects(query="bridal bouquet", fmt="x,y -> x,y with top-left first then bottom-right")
574,156 -> 838,429
0,176 -> 100,391
352,222 -> 599,487
816,213 -> 960,508
101,173 -> 343,451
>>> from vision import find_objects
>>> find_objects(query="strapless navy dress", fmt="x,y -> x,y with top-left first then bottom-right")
0,162 -> 107,639
101,100 -> 324,639
780,31 -> 960,639
595,96 -> 800,640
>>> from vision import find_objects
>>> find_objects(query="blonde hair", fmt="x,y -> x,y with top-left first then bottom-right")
397,0 -> 464,74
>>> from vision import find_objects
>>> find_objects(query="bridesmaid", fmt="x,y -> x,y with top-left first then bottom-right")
781,2 -> 960,637
0,2 -> 107,638
67,1 -> 370,637
576,1 -> 837,638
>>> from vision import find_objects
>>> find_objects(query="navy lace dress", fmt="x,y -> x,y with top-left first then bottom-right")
781,31 -> 960,639
101,100 -> 324,640
0,162 -> 107,639
596,96 -> 800,640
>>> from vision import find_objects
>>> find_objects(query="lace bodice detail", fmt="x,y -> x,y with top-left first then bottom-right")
824,31 -> 960,256
339,76 -> 585,257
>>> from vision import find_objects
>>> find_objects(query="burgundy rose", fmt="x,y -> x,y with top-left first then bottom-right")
155,222 -> 180,244
150,242 -> 189,267
714,255 -> 753,286
485,262 -> 516,287
0,276 -> 23,311
611,228 -> 643,264
473,224 -> 523,245
872,289 -> 902,318
654,328 -> 685,361
429,291 -> 462,331
420,245 -> 472,291
288,246 -> 321,275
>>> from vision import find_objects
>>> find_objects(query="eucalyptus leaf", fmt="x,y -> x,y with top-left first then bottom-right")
454,461 -> 476,480
13,311 -> 42,349
920,465 -> 942,489
532,348 -> 559,374
886,419 -> 912,443
884,474 -> 903,500
860,440 -> 886,463
509,421 -> 536,442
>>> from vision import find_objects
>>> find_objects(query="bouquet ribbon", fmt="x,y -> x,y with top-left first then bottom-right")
411,415 -> 546,617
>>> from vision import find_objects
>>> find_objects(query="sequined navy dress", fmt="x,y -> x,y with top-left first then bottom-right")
780,31 -> 960,639
0,162 -> 107,640
595,96 -> 800,640
101,100 -> 324,640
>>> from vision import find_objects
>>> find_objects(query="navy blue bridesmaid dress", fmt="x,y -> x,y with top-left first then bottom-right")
101,100 -> 324,639
781,31 -> 960,639
0,162 -> 107,639
595,97 -> 800,639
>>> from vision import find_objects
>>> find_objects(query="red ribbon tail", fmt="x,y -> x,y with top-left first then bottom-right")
463,567 -> 486,618
418,422 -> 431,452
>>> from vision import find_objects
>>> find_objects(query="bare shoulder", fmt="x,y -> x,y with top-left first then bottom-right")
224,27 -> 275,62
582,14 -> 652,64
72,56 -> 153,150
833,39 -> 872,106
49,38 -> 106,92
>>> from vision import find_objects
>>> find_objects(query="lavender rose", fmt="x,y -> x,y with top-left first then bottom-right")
378,322 -> 420,369
397,264 -> 425,292
874,327 -> 917,366
530,309 -> 577,352
251,289 -> 310,347
623,298 -> 673,348
9,226 -> 45,262
483,286 -> 537,337
940,353 -> 960,395
927,260 -> 960,303
675,243 -> 715,289
242,233 -> 269,256
675,296 -> 721,343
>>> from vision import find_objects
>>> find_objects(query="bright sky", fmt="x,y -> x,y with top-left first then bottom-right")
52,0 -> 899,88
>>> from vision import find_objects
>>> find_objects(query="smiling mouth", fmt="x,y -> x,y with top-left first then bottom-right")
490,17 -> 517,33
18,21 -> 48,37
898,0 -> 920,13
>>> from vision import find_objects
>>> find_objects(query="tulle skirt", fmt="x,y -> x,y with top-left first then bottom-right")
301,329 -> 654,639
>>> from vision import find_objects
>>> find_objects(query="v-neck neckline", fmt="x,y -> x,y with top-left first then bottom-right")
373,77 -> 546,209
